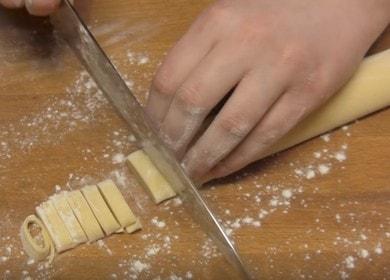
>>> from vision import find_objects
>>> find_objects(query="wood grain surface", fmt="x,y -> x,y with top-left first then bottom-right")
0,1 -> 389,279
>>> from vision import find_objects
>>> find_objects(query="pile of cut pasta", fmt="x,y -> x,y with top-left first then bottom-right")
21,150 -> 177,262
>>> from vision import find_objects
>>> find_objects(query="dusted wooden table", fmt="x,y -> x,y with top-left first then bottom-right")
0,1 -> 389,279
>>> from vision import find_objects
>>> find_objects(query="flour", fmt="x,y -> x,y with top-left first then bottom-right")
358,249 -> 369,258
282,189 -> 293,199
334,150 -> 347,162
344,256 -> 355,269
151,217 -> 166,228
112,153 -> 125,164
320,133 -> 331,142
317,164 -> 331,175
374,243 -> 383,255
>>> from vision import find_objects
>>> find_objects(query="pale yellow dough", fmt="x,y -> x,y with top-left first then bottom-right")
81,185 -> 121,235
66,190 -> 104,242
51,192 -> 88,245
264,49 -> 390,159
98,180 -> 137,228
127,150 -> 176,204
36,201 -> 74,252
125,218 -> 142,233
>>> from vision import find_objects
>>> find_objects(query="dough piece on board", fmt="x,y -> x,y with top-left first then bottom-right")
36,201 -> 74,252
81,185 -> 121,235
51,192 -> 88,245
97,180 -> 137,228
125,218 -> 142,234
66,190 -> 104,242
127,150 -> 176,204
263,49 -> 390,159
20,215 -> 53,261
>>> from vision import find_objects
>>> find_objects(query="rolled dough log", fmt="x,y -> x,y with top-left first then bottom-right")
127,150 -> 176,204
51,192 -> 88,245
36,201 -> 74,252
97,180 -> 137,228
66,190 -> 104,242
264,49 -> 390,158
81,185 -> 121,235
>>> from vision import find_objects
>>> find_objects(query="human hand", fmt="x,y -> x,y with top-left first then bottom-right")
146,0 -> 390,182
0,0 -> 62,16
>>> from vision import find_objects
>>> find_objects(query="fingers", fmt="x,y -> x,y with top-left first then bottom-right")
0,0 -> 24,8
182,67 -> 289,179
158,44 -> 247,156
145,14 -> 218,129
204,87 -> 319,181
0,0 -> 61,15
25,0 -> 60,16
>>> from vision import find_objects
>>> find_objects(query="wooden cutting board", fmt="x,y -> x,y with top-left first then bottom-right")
0,1 -> 389,279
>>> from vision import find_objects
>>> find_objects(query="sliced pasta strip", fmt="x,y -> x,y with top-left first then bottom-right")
20,215 -> 53,261
66,190 -> 104,242
51,192 -> 88,245
125,218 -> 142,234
127,150 -> 176,204
98,180 -> 137,228
36,201 -> 74,252
81,185 -> 121,235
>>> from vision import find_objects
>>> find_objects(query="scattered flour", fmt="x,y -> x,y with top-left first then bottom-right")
334,150 -> 347,162
344,256 -> 355,269
112,153 -> 126,164
151,217 -> 166,228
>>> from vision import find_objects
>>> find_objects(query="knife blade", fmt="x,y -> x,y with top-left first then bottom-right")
51,1 -> 251,278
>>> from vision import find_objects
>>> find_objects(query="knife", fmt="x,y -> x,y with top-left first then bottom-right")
51,1 -> 251,278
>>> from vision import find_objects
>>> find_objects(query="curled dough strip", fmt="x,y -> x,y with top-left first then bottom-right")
20,215 -> 53,261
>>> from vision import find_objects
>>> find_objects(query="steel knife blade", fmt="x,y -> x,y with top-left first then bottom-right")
51,1 -> 250,278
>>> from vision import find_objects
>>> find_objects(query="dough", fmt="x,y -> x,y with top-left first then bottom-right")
20,215 -> 53,261
125,218 -> 142,233
97,180 -> 137,228
51,192 -> 88,245
36,201 -> 74,252
21,181 -> 141,261
66,190 -> 104,242
127,150 -> 176,204
264,49 -> 390,159
81,185 -> 121,235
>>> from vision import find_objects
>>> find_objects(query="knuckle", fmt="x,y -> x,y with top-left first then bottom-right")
207,0 -> 233,24
176,83 -> 204,109
253,124 -> 283,147
300,67 -> 331,102
152,67 -> 176,97
280,44 -> 312,73
218,113 -> 252,138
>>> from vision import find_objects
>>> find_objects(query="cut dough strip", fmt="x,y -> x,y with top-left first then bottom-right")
20,215 -> 53,261
125,218 -> 142,233
127,150 -> 176,204
98,180 -> 137,228
66,190 -> 104,242
36,201 -> 74,252
51,192 -> 88,245
81,185 -> 121,236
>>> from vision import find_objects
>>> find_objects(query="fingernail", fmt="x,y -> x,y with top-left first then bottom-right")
25,0 -> 34,13
25,0 -> 59,16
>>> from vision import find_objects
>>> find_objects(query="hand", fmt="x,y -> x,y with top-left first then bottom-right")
0,0 -> 62,16
147,0 -> 389,182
